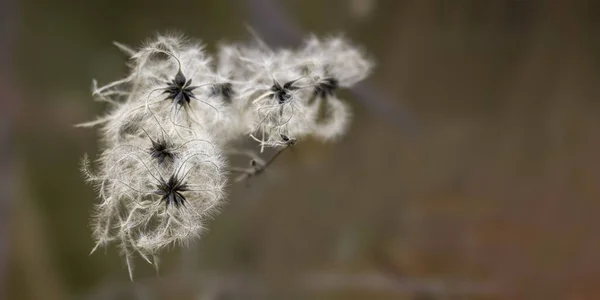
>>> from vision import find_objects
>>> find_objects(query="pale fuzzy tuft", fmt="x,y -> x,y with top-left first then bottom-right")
80,33 -> 372,278
299,35 -> 374,88
84,129 -> 226,274
307,96 -> 352,141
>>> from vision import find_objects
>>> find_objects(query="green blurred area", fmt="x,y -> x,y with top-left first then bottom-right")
11,1 -> 600,299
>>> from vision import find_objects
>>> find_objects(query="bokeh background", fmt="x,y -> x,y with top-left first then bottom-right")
6,0 -> 600,299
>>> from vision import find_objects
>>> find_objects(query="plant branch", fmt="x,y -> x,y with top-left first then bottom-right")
225,149 -> 266,166
231,137 -> 296,183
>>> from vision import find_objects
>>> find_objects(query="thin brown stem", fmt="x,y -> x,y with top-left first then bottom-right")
226,149 -> 266,166
232,140 -> 295,183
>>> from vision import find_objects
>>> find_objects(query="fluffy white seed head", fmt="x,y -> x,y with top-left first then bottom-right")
300,35 -> 373,87
80,33 -> 372,278
83,126 -> 226,276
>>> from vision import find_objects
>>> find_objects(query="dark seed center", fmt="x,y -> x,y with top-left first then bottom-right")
155,175 -> 189,208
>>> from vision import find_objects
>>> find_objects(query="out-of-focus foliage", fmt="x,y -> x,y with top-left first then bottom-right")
11,0 -> 600,299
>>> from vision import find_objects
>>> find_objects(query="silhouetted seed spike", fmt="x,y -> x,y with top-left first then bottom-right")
176,192 -> 186,207
164,68 -> 197,106
271,80 -> 297,104
149,137 -> 174,164
180,183 -> 188,192
173,93 -> 183,105
283,80 -> 299,90
175,70 -> 186,86
168,193 -> 176,208
314,77 -> 339,98
155,174 -> 188,209
270,82 -> 281,92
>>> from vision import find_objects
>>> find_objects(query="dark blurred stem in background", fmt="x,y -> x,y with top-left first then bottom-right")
0,0 -> 17,297
81,271 -> 500,299
238,0 -> 418,134
238,0 -> 302,47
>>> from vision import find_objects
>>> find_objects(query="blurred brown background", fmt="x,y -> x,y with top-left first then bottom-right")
7,0 -> 600,299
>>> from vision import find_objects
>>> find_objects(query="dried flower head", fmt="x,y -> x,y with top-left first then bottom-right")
79,32 -> 372,278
